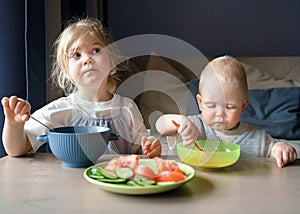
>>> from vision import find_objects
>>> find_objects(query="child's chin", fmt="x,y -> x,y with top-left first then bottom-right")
211,123 -> 226,131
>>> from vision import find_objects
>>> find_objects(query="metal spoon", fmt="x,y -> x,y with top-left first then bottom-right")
29,115 -> 55,132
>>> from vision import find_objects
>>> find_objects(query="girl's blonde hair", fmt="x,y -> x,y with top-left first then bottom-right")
199,55 -> 248,99
51,18 -> 117,95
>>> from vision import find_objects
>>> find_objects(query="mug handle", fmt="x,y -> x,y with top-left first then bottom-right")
36,135 -> 49,142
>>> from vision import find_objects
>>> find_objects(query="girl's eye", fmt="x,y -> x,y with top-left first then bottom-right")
69,52 -> 81,58
92,48 -> 101,54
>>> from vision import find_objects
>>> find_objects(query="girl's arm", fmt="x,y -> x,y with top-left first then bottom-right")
1,96 -> 33,156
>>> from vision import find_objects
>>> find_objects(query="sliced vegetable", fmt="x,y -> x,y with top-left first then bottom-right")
127,180 -> 140,187
115,167 -> 134,180
134,164 -> 156,180
100,167 -> 118,179
155,171 -> 186,183
89,174 -> 105,179
97,178 -> 127,183
133,176 -> 156,186
105,155 -> 139,171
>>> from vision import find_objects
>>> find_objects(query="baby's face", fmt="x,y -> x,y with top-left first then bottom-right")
197,80 -> 248,131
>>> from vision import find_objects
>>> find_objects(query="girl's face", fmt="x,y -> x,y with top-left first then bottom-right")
67,35 -> 112,91
197,81 -> 248,131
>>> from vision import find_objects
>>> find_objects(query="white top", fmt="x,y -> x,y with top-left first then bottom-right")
25,93 -> 147,154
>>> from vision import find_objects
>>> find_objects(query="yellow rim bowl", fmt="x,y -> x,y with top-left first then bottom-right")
177,140 -> 240,169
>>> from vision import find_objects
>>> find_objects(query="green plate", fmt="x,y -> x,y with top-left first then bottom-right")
83,159 -> 195,195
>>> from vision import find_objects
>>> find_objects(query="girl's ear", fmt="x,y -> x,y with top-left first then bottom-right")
196,94 -> 203,112
241,98 -> 249,113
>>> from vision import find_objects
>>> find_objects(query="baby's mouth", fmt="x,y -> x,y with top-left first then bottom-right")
211,121 -> 226,130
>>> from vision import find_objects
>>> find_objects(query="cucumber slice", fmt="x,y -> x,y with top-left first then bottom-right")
99,167 -> 118,179
115,168 -> 134,179
97,178 -> 127,183
133,176 -> 156,186
127,180 -> 141,187
89,174 -> 105,179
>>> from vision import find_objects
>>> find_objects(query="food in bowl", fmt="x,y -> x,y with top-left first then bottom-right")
36,126 -> 116,168
177,140 -> 240,170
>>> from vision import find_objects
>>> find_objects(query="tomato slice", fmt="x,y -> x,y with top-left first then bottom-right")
105,155 -> 139,171
154,157 -> 182,173
134,164 -> 156,180
155,171 -> 186,182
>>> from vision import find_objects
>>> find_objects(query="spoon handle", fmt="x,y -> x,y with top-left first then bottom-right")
29,115 -> 55,132
171,120 -> 203,152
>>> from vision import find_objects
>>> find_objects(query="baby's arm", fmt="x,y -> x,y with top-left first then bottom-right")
1,96 -> 33,156
156,114 -> 198,146
271,142 -> 297,167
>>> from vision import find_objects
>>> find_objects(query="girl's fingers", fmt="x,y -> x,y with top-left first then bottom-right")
142,136 -> 161,158
1,97 -> 9,107
146,147 -> 161,158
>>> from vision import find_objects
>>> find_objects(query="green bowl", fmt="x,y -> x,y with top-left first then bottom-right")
177,140 -> 240,170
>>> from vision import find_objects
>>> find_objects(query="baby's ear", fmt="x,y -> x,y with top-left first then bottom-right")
241,98 -> 249,113
196,94 -> 202,111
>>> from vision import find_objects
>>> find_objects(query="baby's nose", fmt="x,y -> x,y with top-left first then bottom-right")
215,106 -> 225,116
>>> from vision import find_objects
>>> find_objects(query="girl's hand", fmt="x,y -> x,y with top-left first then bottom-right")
176,116 -> 198,147
142,136 -> 162,158
271,142 -> 297,167
1,96 -> 31,124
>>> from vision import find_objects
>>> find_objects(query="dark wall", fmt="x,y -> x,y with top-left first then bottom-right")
0,0 -> 47,157
107,0 -> 300,57
0,1 -> 27,157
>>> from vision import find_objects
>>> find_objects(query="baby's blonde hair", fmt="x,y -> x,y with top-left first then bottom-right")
199,55 -> 248,99
51,18 -> 117,95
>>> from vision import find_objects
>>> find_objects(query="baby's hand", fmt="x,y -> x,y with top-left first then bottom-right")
176,117 -> 198,147
142,136 -> 162,158
1,96 -> 31,124
271,142 -> 297,167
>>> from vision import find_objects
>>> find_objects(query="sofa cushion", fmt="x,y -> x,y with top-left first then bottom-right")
240,87 -> 300,140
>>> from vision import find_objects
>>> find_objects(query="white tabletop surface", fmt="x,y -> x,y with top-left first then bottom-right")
0,153 -> 300,214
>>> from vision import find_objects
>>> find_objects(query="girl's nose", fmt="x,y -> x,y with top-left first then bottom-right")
83,54 -> 92,66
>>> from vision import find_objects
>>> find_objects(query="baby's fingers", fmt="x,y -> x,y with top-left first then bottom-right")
274,153 -> 284,168
274,150 -> 296,168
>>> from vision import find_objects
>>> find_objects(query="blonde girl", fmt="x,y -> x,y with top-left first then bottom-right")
2,18 -> 161,158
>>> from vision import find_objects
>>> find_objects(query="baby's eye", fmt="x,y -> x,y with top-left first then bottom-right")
226,105 -> 236,109
206,103 -> 216,108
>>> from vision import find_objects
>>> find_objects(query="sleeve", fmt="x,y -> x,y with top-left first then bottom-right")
265,134 -> 277,157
